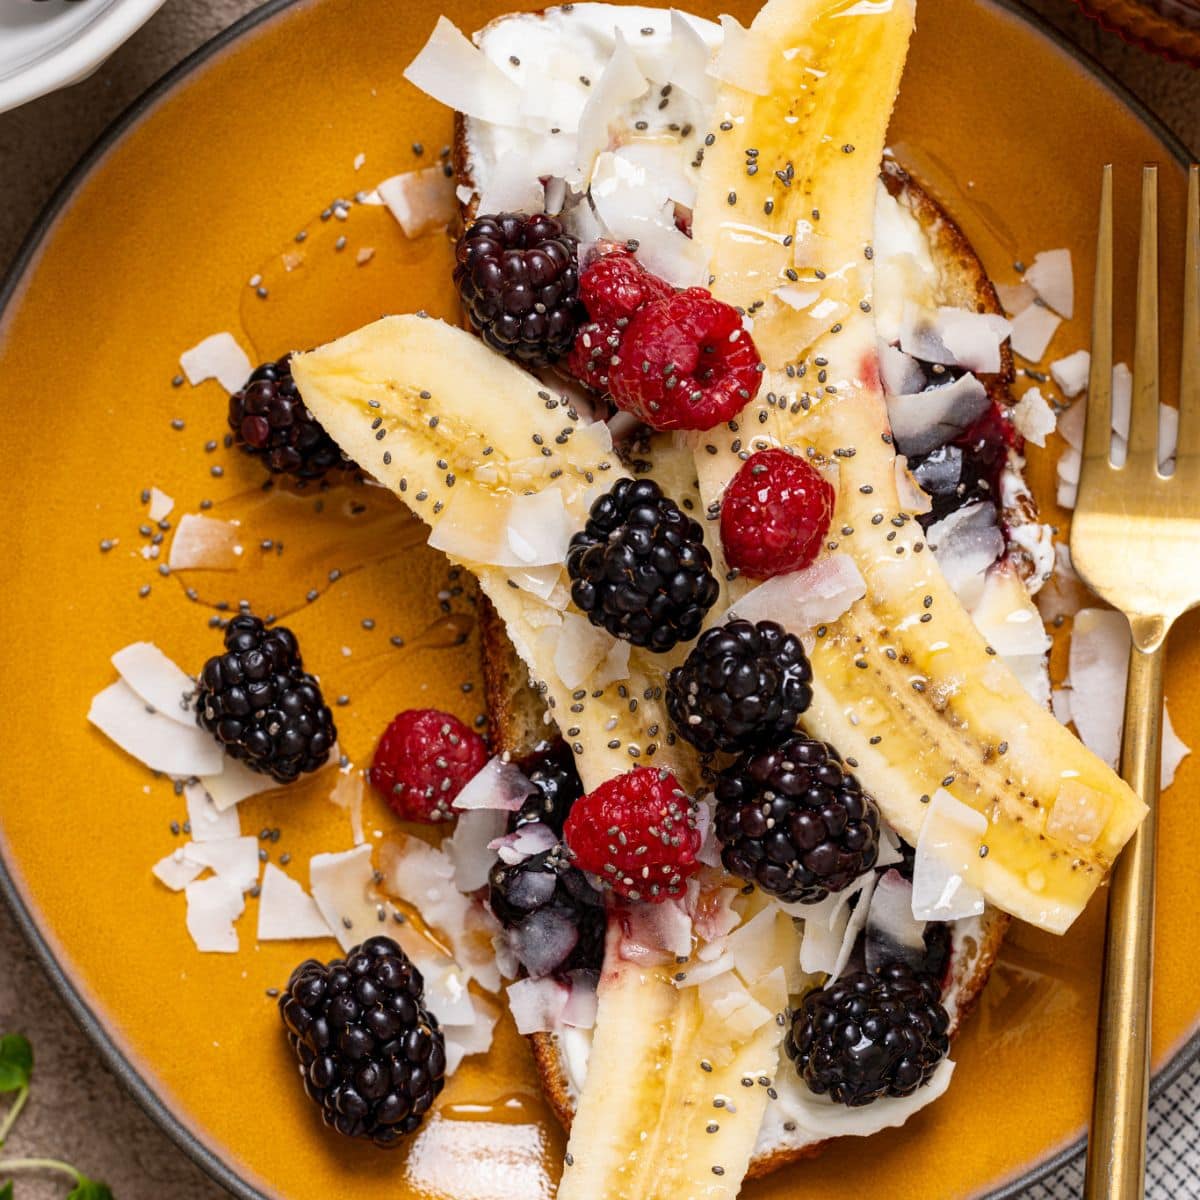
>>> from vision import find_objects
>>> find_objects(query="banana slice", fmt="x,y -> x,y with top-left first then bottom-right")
559,900 -> 799,1200
292,316 -> 700,796
688,0 -> 1143,933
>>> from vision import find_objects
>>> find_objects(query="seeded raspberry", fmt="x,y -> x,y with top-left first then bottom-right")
563,767 -> 701,903
579,248 -> 675,327
565,250 -> 674,393
720,448 -> 836,579
608,289 -> 762,431
368,709 -> 488,823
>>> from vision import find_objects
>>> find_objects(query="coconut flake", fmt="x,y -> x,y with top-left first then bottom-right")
707,14 -> 770,95
878,341 -> 925,397
168,514 -> 242,571
729,553 -> 866,632
490,821 -> 559,865
88,680 -> 224,776
310,845 -> 380,953
184,836 -> 260,891
938,308 -> 1012,374
562,969 -> 599,1029
927,502 -> 1005,609
969,563 -> 1051,706
995,281 -> 1037,316
147,487 -> 174,523
667,8 -> 716,104
508,976 -> 569,1034
1052,688 -> 1074,725
442,993 -> 500,1074
911,790 -> 986,921
1162,702 -> 1190,790
725,903 -> 786,984
698,972 -> 773,1041
1051,349 -> 1090,398
180,332 -> 252,394
376,168 -> 457,238
1068,609 -> 1129,768
478,154 -> 549,217
201,756 -> 276,813
794,869 -> 875,979
886,373 -> 990,458
448,807 -> 509,893
185,781 -> 242,843
257,864 -> 331,941
1011,387 -> 1057,447
575,30 -> 648,179
153,848 -> 205,892
403,16 -> 523,125
185,875 -> 246,953
454,757 -> 536,813
865,869 -> 928,974
555,611 -> 622,690
1010,304 -> 1061,363
111,642 -> 194,726
1057,400 -> 1086,451
381,835 -> 501,991
429,487 -> 571,569
1026,249 -> 1074,319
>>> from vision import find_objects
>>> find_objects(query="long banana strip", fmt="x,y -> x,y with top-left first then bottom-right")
292,316 -> 701,795
558,904 -> 798,1200
688,0 -> 1143,933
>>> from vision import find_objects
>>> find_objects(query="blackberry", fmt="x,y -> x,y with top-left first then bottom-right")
512,741 -> 585,837
279,937 -> 446,1146
195,614 -> 336,783
453,212 -> 581,366
714,735 -> 880,903
228,355 -> 352,480
489,846 -> 605,979
666,619 -> 812,754
785,961 -> 950,1106
567,478 -> 719,652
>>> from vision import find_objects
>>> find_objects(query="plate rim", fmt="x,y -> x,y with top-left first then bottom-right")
0,0 -> 1194,1196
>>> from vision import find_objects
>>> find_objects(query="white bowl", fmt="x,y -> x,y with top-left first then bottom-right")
0,0 -> 170,115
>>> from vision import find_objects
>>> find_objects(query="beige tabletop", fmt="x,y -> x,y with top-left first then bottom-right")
0,2 -> 1197,1197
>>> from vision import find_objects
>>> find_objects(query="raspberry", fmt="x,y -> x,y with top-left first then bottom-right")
579,249 -> 675,327
720,448 -> 836,578
563,767 -> 701,903
608,289 -> 762,431
566,250 -> 674,393
368,709 -> 488,823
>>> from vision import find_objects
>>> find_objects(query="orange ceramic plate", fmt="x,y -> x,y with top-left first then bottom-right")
0,1 -> 1195,1197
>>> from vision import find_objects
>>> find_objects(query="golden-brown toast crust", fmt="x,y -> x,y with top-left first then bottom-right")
461,77 -> 1021,1177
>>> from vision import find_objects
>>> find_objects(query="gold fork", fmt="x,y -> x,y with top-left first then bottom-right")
1075,161 -> 1200,1200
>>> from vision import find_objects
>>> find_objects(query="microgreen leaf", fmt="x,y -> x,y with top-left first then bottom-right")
67,1177 -> 115,1200
0,1038 -> 32,1094
1,1180 -> 12,1199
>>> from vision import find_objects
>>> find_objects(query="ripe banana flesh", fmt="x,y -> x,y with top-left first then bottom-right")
688,0 -> 1143,934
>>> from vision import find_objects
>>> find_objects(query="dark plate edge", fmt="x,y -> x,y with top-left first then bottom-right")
0,1 -> 1194,1197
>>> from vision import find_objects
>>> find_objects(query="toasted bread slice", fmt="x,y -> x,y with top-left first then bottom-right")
457,12 -> 1025,1175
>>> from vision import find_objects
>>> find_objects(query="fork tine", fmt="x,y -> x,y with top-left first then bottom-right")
1175,165 -> 1199,478
1127,165 -> 1160,468
1083,165 -> 1114,472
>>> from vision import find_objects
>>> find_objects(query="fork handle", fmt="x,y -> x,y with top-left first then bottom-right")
1084,624 -> 1165,1200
